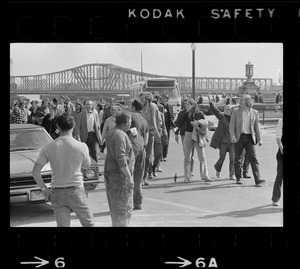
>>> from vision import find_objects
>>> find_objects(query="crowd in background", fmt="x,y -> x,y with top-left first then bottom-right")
10,96 -> 121,137
11,91 -> 283,226
195,91 -> 283,106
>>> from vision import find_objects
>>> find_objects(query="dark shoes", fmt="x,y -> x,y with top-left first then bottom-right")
255,179 -> 266,187
236,179 -> 243,184
243,174 -> 251,178
152,167 -> 157,177
134,205 -> 142,210
143,179 -> 150,186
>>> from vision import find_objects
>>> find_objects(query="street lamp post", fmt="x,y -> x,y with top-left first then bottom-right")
191,43 -> 197,100
239,61 -> 259,96
245,61 -> 253,79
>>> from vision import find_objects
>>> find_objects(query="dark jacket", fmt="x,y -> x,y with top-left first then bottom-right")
42,114 -> 59,139
162,103 -> 175,129
174,108 -> 187,136
209,102 -> 232,149
102,105 -> 112,123
74,110 -> 102,145
176,110 -> 205,133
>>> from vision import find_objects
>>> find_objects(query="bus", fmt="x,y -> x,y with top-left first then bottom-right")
129,77 -> 182,115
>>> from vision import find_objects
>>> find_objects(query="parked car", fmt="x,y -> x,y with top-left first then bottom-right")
10,124 -> 100,203
199,96 -> 240,116
205,115 -> 219,131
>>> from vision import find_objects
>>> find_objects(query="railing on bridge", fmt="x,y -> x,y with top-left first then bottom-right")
177,77 -> 273,94
10,63 -> 274,94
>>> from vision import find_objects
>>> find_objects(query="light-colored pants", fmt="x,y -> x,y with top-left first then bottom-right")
51,185 -> 95,227
181,134 -> 194,174
104,174 -> 133,227
183,132 -> 209,181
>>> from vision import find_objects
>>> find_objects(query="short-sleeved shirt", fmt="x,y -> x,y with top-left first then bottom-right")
36,136 -> 91,188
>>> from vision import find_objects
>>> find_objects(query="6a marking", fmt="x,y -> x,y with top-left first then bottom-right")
165,256 -> 218,268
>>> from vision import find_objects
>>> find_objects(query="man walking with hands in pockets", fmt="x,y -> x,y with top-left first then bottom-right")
74,99 -> 102,163
104,112 -> 135,227
229,94 -> 266,186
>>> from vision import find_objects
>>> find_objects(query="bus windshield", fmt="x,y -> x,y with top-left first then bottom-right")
129,78 -> 181,114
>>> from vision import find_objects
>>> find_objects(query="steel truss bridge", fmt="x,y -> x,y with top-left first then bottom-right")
10,63 -> 273,96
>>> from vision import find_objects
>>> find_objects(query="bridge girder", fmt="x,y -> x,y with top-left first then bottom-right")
10,63 -> 273,94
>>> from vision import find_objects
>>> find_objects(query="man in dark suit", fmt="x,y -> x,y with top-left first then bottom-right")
74,99 -> 102,163
102,98 -> 113,124
229,94 -> 266,186
160,94 -> 175,161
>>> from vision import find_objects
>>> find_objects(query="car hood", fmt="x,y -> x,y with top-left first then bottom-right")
10,150 -> 52,176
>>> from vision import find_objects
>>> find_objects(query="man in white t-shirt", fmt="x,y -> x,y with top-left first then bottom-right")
32,113 -> 95,227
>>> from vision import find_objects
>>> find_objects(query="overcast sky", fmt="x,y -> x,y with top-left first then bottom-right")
10,43 -> 283,82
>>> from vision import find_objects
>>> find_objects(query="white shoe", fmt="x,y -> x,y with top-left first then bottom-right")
272,201 -> 280,206
216,171 -> 221,178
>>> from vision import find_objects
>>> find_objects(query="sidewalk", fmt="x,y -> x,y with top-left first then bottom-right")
260,117 -> 281,125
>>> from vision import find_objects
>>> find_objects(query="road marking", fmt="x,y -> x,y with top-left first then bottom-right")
133,213 -> 206,217
145,197 -> 213,214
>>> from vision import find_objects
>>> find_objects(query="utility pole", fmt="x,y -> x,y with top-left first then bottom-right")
141,50 -> 143,79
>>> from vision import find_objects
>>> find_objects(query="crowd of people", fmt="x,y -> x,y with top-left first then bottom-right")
11,92 -> 283,227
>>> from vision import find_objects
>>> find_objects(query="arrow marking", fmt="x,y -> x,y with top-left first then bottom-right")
21,256 -> 49,268
165,256 -> 192,268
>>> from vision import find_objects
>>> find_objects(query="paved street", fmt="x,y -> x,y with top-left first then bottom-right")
10,123 -> 283,227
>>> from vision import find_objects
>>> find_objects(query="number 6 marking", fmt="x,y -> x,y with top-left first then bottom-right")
55,257 -> 65,268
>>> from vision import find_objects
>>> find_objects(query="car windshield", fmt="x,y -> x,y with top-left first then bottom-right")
10,128 -> 52,151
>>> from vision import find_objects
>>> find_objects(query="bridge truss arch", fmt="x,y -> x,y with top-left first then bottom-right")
10,63 -> 273,95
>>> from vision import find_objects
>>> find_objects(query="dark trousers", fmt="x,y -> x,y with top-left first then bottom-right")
272,151 -> 283,202
234,134 -> 261,183
144,133 -> 162,178
133,149 -> 145,207
214,142 -> 235,177
242,149 -> 250,176
162,125 -> 171,158
148,139 -> 163,176
86,132 -> 100,163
